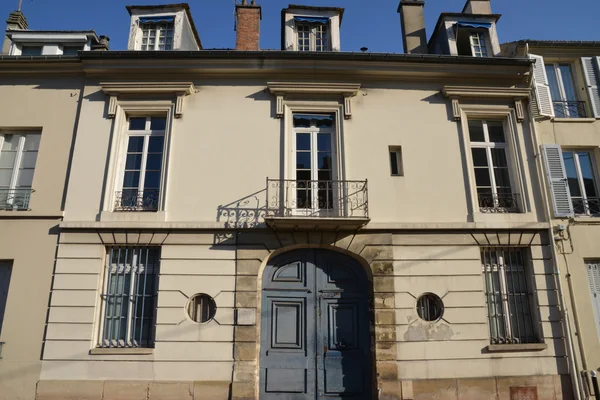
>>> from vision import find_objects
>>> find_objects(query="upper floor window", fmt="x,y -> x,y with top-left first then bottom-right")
140,16 -> 174,51
457,29 -> 489,57
563,150 -> 599,216
62,46 -> 84,56
115,116 -> 166,212
468,120 -> 519,213
20,46 -> 42,56
0,133 -> 40,210
293,114 -> 335,212
295,17 -> 330,52
546,63 -> 585,118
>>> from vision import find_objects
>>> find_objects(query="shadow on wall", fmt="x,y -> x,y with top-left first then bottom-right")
216,188 -> 267,229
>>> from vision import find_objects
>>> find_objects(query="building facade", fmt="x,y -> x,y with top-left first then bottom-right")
0,1 -> 585,399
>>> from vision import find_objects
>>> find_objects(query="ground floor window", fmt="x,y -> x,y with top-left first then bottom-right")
481,247 -> 539,344
99,246 -> 160,348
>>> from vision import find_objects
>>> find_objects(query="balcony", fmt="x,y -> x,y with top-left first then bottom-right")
114,190 -> 159,212
478,192 -> 520,214
572,197 -> 600,216
553,101 -> 587,118
0,188 -> 33,211
265,179 -> 369,230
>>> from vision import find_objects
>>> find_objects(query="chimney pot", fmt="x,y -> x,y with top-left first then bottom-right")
398,1 -> 428,54
235,1 -> 261,51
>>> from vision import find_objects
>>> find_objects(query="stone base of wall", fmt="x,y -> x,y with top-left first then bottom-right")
380,375 -> 573,400
37,375 -> 572,400
36,381 -> 231,400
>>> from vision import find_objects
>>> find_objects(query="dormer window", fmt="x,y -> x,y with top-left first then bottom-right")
140,16 -> 174,51
20,46 -> 42,56
295,17 -> 329,52
455,22 -> 492,57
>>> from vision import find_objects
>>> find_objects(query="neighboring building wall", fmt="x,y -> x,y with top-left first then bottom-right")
0,76 -> 83,400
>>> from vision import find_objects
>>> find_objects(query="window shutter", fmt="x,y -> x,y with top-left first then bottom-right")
541,144 -> 573,217
582,57 -> 600,118
586,262 -> 600,336
529,54 -> 554,117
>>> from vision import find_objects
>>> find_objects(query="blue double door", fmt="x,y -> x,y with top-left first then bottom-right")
259,249 -> 372,399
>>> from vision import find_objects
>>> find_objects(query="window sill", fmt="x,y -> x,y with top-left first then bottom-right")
552,117 -> 597,123
486,343 -> 547,353
90,348 -> 154,356
573,216 -> 600,223
100,210 -> 166,223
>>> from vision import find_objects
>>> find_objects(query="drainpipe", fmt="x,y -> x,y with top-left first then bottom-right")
527,97 -> 585,400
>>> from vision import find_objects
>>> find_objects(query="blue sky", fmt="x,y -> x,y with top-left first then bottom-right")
3,0 -> 599,52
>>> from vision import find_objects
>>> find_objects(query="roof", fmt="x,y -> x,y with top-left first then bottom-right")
125,3 -> 202,49
73,49 -> 531,67
509,40 -> 600,48
428,13 -> 502,49
6,30 -> 101,43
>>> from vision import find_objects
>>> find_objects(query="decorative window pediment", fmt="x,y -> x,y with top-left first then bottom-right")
267,82 -> 360,119
100,82 -> 196,118
442,86 -> 530,122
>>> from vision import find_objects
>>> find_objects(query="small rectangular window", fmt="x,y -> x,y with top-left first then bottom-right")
0,261 -> 13,337
389,146 -> 403,176
481,247 -> 539,344
456,29 -> 488,57
585,260 -> 600,336
296,22 -> 330,52
20,46 -> 43,56
99,247 -> 160,348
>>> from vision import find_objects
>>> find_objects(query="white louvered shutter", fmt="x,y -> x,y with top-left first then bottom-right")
530,54 -> 554,117
0,262 -> 12,336
541,145 -> 573,217
586,262 -> 600,336
582,57 -> 600,118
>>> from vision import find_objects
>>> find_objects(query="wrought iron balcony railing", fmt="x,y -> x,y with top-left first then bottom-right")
478,192 -> 520,213
266,179 -> 368,219
553,101 -> 587,118
114,190 -> 159,212
0,188 -> 33,211
572,197 -> 600,216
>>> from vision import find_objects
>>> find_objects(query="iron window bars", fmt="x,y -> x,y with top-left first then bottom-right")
99,247 -> 160,348
481,247 -> 538,344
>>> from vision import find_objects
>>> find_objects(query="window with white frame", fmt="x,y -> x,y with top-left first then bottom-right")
457,30 -> 488,57
141,21 -> 174,51
481,247 -> 539,344
468,120 -> 519,213
296,22 -> 329,51
0,133 -> 40,210
562,150 -> 600,216
115,116 -> 166,212
99,246 -> 159,348
293,114 -> 336,212
545,63 -> 584,118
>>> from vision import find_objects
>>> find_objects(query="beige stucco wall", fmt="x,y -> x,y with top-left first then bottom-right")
62,78 -> 545,227
0,76 -> 83,399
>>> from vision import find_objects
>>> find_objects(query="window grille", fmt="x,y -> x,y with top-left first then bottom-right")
481,247 -> 538,344
99,247 -> 160,348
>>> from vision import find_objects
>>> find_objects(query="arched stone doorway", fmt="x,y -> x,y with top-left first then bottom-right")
259,248 -> 372,399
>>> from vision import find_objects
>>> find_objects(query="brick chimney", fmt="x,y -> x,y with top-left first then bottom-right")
235,0 -> 261,51
462,0 -> 492,15
2,10 -> 28,54
398,1 -> 428,54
